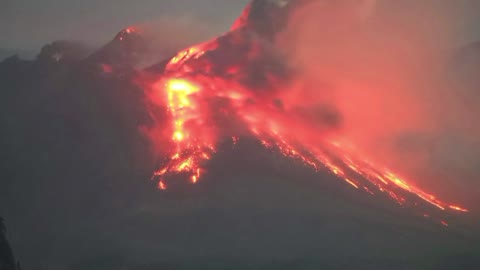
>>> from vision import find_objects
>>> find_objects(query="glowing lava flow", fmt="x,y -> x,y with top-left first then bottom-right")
147,21 -> 468,220
152,78 -> 214,189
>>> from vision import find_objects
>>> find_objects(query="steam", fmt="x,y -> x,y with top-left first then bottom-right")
277,0 -> 480,206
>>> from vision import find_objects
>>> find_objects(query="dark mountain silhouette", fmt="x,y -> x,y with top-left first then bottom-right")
0,29 -> 155,269
0,1 -> 479,269
0,49 -> 36,62
86,28 -> 148,71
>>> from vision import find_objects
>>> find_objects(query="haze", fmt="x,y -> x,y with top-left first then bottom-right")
0,0 -> 249,52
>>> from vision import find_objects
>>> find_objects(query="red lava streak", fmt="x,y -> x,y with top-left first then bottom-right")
145,3 -> 468,222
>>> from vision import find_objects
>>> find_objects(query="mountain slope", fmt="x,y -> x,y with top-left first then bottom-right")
0,1 -> 479,269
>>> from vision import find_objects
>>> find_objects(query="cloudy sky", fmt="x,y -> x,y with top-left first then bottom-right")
0,0 -> 249,51
2,0 -> 480,52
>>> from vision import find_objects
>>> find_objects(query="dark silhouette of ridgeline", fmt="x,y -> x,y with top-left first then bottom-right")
0,26 -> 154,270
0,217 -> 20,270
0,1 -> 479,268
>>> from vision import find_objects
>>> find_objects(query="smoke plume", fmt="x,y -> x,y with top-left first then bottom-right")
276,0 -> 480,207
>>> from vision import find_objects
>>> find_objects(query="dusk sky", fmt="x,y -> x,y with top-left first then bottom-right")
0,0 -> 249,51
2,0 -> 480,52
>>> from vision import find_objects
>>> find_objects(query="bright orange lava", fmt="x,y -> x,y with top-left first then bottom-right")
146,18 -> 468,225
152,77 -> 213,185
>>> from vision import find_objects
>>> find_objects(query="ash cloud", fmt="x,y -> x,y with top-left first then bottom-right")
276,0 -> 480,207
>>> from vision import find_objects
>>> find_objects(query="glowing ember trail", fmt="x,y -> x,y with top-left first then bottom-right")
152,77 -> 214,186
144,0 -> 468,223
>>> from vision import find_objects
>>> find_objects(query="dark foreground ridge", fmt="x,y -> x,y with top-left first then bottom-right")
0,217 -> 20,270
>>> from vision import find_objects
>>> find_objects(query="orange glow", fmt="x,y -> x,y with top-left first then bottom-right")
100,64 -> 113,73
158,181 -> 167,190
125,26 -> 136,34
345,178 -> 360,189
144,15 -> 468,225
151,56 -> 216,186
449,205 -> 469,212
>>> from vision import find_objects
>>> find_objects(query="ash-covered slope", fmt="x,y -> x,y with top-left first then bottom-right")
0,1 -> 479,269
0,28 -> 155,270
86,27 -> 148,71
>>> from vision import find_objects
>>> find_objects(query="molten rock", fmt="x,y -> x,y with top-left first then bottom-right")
141,0 -> 468,224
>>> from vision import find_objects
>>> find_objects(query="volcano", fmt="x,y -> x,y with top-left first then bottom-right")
137,0 -> 468,225
87,27 -> 148,71
0,1 -> 478,269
